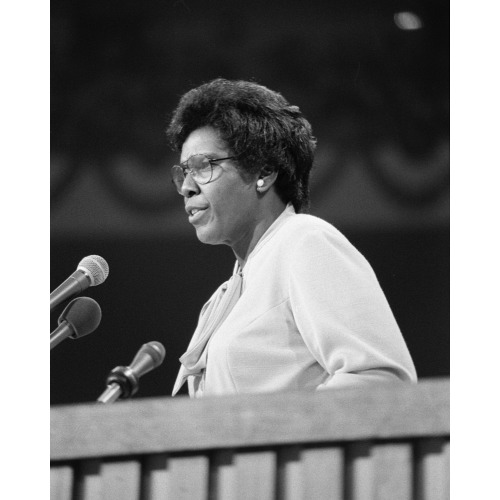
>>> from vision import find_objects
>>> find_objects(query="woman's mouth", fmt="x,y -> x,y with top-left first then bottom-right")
188,207 -> 208,222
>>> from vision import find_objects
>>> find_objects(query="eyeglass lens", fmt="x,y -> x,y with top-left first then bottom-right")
171,155 -> 213,192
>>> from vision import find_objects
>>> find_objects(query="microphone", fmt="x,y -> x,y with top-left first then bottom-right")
50,255 -> 109,311
50,297 -> 102,350
97,341 -> 166,404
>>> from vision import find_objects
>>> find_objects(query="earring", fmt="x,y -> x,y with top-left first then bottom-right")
256,179 -> 264,188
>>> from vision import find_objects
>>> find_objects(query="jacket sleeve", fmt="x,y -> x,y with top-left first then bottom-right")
287,226 -> 417,390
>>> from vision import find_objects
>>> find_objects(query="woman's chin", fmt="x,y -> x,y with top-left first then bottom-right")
195,226 -> 220,245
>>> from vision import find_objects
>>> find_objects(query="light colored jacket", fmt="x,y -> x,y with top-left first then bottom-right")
173,205 -> 417,397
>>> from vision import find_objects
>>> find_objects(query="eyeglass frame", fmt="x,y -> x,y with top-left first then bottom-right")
171,153 -> 238,194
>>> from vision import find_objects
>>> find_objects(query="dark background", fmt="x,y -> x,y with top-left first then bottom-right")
51,0 -> 449,405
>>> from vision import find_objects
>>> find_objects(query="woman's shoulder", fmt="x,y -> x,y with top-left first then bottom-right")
277,213 -> 368,264
251,210 -> 362,267
280,212 -> 345,242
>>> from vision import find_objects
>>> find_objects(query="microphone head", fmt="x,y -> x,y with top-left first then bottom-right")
58,296 -> 102,339
77,255 -> 109,286
129,341 -> 166,378
143,341 -> 166,367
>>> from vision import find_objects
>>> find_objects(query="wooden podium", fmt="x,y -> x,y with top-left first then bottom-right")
51,378 -> 449,500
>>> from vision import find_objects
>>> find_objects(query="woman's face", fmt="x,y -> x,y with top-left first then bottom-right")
179,126 -> 260,254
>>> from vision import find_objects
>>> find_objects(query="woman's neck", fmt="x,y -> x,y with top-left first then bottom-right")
232,198 -> 287,269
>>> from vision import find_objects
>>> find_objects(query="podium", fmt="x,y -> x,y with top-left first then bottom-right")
51,378 -> 449,500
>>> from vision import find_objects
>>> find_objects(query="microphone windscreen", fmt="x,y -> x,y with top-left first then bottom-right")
77,255 -> 109,286
58,296 -> 102,338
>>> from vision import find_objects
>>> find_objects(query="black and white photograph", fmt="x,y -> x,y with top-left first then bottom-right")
47,0 -> 454,498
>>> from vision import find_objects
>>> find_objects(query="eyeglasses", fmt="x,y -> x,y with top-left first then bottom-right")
171,153 -> 236,194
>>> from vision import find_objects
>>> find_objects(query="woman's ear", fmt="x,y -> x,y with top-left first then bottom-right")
256,169 -> 278,193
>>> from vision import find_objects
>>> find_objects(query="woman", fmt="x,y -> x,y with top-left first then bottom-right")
166,78 -> 417,397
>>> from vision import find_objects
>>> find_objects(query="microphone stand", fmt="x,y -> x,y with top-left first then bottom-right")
97,366 -> 139,404
50,324 -> 71,350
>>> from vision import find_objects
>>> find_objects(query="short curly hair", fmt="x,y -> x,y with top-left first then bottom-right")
166,79 -> 317,213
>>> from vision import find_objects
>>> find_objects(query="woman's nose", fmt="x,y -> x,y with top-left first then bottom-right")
180,172 -> 200,198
